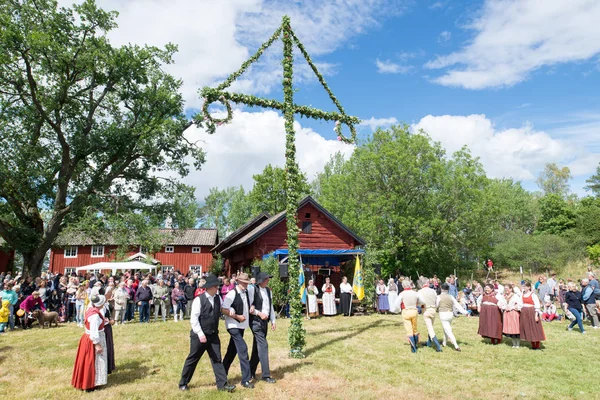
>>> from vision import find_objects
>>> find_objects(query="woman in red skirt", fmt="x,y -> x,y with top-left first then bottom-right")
501,284 -> 522,348
520,281 -> 545,350
72,295 -> 108,391
477,284 -> 506,344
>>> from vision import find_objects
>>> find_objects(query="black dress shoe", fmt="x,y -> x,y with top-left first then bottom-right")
179,385 -> 188,391
262,377 -> 276,383
241,381 -> 255,389
219,384 -> 236,392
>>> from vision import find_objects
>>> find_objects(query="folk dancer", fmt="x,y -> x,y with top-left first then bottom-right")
71,295 -> 108,391
418,279 -> 442,352
222,272 -> 254,389
321,277 -> 336,316
248,272 -> 277,384
178,274 -> 235,392
305,280 -> 319,319
100,301 -> 116,374
339,276 -> 353,316
393,280 -> 424,353
437,283 -> 468,352
501,284 -> 522,348
521,281 -> 546,349
388,279 -> 399,314
477,284 -> 506,345
376,279 -> 389,314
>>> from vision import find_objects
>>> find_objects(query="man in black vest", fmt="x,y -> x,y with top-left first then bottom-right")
221,272 -> 254,389
178,275 -> 235,392
248,272 -> 277,383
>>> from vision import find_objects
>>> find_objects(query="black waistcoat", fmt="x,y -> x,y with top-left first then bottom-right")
231,289 -> 250,317
199,294 -> 220,336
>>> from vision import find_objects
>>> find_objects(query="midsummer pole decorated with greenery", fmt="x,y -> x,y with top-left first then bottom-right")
198,16 -> 359,358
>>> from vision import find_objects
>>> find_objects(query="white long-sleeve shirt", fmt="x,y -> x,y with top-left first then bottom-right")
248,284 -> 276,324
222,287 -> 250,330
190,292 -> 215,338
436,294 -> 468,315
340,282 -> 353,294
87,314 -> 103,344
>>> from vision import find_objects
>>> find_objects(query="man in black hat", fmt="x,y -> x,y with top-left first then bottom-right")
178,274 -> 235,393
248,271 -> 277,384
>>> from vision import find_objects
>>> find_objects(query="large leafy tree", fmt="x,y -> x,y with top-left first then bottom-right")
248,164 -> 310,216
586,163 -> 600,197
536,163 -> 572,197
0,0 -> 204,276
200,186 -> 251,237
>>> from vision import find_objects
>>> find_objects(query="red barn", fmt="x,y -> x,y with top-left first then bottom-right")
215,196 -> 365,288
0,238 -> 15,274
49,229 -> 218,275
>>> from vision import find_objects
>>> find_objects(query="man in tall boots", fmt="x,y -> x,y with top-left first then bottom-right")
222,272 -> 254,389
178,275 -> 235,392
248,272 -> 277,384
393,280 -> 424,353
418,279 -> 442,352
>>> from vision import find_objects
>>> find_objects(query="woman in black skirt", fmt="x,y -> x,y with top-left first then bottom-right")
339,276 -> 354,316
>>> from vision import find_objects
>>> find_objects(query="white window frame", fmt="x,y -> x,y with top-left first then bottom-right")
91,245 -> 105,258
161,265 -> 174,273
192,247 -> 201,254
165,246 -> 174,253
64,268 -> 76,275
189,265 -> 202,274
89,269 -> 101,275
64,246 -> 78,258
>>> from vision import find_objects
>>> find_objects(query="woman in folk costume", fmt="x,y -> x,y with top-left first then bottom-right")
388,278 -> 400,314
100,301 -> 116,374
72,295 -> 108,391
339,276 -> 353,316
436,283 -> 468,352
477,283 -> 506,345
520,281 -> 546,349
305,279 -> 319,319
321,277 -> 336,316
500,284 -> 522,348
376,279 -> 389,314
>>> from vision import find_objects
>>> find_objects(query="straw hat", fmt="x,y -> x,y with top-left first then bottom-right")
237,273 -> 250,284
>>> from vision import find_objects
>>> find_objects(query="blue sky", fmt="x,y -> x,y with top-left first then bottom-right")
97,0 -> 600,199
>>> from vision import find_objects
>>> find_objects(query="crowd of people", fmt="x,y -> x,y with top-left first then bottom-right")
1,264 -> 599,392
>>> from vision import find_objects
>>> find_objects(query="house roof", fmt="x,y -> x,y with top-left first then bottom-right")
55,228 -> 218,247
211,212 -> 271,253
217,196 -> 365,254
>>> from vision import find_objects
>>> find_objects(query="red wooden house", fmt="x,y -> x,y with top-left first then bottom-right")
0,238 -> 15,274
49,229 -> 218,275
214,196 -> 365,288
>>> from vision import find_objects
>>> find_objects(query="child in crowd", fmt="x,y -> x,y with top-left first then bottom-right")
542,301 -> 560,322
0,298 -> 9,333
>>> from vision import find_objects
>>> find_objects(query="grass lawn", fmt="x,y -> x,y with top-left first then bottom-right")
0,312 -> 598,400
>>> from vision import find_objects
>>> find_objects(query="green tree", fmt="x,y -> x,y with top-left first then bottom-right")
536,194 -> 576,235
0,0 -> 204,276
576,196 -> 600,246
200,186 -> 252,237
585,163 -> 600,197
248,164 -> 310,215
536,163 -> 572,197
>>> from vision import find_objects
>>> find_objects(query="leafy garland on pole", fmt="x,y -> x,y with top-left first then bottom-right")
196,16 -> 360,358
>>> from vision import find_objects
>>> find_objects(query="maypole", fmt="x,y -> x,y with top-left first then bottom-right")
197,16 -> 359,358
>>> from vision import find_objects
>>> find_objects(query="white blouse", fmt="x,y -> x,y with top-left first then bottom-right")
340,282 -> 353,294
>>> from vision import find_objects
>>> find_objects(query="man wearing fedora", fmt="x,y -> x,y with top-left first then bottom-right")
248,271 -> 277,384
221,272 -> 254,389
178,274 -> 235,393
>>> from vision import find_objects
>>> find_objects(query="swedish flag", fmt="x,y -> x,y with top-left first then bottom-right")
299,265 -> 306,304
352,256 -> 364,301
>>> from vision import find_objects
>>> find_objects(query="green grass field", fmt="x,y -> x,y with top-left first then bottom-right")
0,312 -> 598,400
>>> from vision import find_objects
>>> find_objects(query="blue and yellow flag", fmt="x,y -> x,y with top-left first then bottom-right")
352,256 -> 364,300
299,265 -> 307,304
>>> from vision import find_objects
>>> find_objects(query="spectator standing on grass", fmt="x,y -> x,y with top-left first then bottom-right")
221,278 -> 234,302
124,279 -> 136,322
153,280 -> 169,322
537,276 -> 551,303
75,285 -> 87,327
564,281 -> 585,334
135,279 -> 152,323
113,282 -> 128,325
0,283 -> 18,330
184,278 -> 196,319
581,279 -> 599,329
172,281 -> 185,322
547,273 -> 558,301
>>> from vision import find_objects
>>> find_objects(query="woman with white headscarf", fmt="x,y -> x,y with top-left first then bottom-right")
72,294 -> 108,391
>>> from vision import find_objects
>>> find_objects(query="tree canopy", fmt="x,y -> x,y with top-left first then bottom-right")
0,0 -> 204,276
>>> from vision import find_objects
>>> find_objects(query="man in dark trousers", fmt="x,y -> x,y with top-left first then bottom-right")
248,272 -> 277,383
178,275 -> 235,392
221,272 -> 254,389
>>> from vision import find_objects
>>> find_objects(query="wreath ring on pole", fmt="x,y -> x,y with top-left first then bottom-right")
334,120 -> 357,144
201,96 -> 233,134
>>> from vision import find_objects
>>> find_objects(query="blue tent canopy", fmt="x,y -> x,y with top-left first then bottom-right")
263,249 -> 365,267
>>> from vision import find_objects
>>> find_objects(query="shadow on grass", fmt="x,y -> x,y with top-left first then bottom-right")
0,345 -> 13,364
107,360 -> 151,387
271,360 -> 314,380
304,319 -> 385,357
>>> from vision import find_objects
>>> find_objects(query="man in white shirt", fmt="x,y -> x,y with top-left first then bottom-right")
248,272 -> 277,384
221,272 -> 254,389
178,275 -> 234,392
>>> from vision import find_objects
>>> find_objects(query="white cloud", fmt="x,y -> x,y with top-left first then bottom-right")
182,110 -> 355,199
375,59 -> 412,74
425,0 -> 600,89
359,117 -> 399,131
87,0 -> 404,107
437,31 -> 451,43
411,114 -> 599,182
